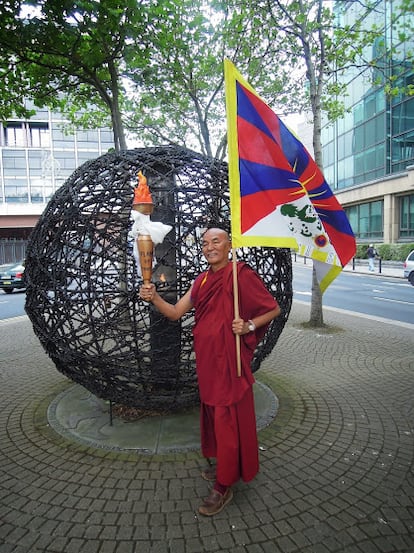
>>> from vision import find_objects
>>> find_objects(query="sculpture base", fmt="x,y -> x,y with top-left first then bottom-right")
47,381 -> 278,454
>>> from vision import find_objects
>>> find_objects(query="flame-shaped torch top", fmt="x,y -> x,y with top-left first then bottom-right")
133,171 -> 154,214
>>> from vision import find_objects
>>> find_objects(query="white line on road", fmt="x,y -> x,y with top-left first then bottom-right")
373,296 -> 414,306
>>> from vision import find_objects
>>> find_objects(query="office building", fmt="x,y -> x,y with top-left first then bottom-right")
0,103 -> 113,261
321,0 -> 414,243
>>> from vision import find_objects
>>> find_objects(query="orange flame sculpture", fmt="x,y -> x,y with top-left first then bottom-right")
134,171 -> 154,284
133,171 -> 154,215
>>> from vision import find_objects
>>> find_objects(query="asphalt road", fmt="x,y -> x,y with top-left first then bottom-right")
1,266 -> 413,326
293,264 -> 414,326
0,289 -> 26,320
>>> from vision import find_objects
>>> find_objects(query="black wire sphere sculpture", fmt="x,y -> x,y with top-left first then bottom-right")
25,145 -> 293,412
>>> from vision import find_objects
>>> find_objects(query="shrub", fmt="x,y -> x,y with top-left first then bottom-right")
356,243 -> 414,260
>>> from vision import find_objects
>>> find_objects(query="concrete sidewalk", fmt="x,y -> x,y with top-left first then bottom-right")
0,300 -> 413,553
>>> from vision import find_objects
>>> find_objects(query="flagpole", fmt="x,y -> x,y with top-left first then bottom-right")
232,249 -> 242,377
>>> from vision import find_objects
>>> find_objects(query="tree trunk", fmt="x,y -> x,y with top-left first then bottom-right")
111,105 -> 127,152
309,266 -> 324,326
306,12 -> 325,328
108,60 -> 127,152
307,105 -> 325,326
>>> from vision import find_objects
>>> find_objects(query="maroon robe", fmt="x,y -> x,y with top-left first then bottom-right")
191,261 -> 279,485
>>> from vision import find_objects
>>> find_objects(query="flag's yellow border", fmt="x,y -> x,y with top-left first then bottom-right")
224,59 -> 241,247
224,59 -> 298,250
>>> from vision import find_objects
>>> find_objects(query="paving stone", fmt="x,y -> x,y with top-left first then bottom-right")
0,304 -> 413,553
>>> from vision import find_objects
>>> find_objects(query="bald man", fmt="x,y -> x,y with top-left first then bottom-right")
140,227 -> 280,516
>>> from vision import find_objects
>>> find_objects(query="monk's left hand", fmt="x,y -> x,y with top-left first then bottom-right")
232,317 -> 249,335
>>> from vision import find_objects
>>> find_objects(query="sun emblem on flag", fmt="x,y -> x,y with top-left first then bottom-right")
314,234 -> 328,248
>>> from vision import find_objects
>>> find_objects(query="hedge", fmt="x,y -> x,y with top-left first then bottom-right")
356,243 -> 414,261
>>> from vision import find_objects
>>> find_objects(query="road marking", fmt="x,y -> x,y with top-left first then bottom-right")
380,281 -> 410,287
373,296 -> 414,306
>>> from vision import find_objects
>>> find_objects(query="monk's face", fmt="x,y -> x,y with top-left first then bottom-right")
201,228 -> 231,271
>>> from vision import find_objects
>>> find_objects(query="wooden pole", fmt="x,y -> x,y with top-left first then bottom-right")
232,249 -> 242,377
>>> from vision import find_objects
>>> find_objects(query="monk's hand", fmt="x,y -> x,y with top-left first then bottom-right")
139,283 -> 156,302
232,317 -> 249,335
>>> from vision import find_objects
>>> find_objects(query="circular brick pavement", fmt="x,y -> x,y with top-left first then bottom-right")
0,303 -> 413,553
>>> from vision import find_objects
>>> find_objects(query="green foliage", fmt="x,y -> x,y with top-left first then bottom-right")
356,243 -> 414,261
0,0 -> 154,150
0,0 -> 412,159
124,0 -> 297,159
124,0 -> 228,158
377,243 -> 392,260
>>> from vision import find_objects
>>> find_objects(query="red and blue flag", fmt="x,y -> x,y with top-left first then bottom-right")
224,59 -> 356,292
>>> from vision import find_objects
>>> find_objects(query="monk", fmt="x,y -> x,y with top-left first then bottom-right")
139,227 -> 280,516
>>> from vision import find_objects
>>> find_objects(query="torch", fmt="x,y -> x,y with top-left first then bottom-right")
132,171 -> 154,284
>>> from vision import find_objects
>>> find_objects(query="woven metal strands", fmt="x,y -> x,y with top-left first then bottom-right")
25,145 -> 292,411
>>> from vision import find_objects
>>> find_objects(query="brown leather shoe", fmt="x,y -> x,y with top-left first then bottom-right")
198,488 -> 233,516
201,466 -> 216,482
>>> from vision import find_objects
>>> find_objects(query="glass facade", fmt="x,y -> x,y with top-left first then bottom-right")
322,1 -> 414,241
0,104 -> 114,205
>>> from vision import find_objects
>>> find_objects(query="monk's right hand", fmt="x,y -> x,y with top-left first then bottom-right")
139,283 -> 156,302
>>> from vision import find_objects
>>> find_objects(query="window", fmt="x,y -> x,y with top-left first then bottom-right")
323,141 -> 334,166
29,123 -> 50,148
345,200 -> 383,239
353,102 -> 364,125
392,98 -> 414,134
4,178 -> 28,202
354,124 -> 364,151
365,95 -> 377,118
391,130 -> 414,167
3,122 -> 50,147
4,123 -> 25,147
400,194 -> 414,238
2,149 -> 27,177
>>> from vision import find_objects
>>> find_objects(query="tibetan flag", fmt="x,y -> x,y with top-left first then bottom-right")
224,59 -> 356,293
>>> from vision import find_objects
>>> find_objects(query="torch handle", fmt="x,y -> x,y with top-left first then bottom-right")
137,234 -> 154,284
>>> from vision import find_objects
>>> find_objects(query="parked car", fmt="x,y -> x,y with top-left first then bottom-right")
403,250 -> 414,285
0,261 -> 26,293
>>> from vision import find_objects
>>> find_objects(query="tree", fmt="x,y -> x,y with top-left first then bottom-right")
0,0 -> 164,152
125,0 -> 250,159
123,0 -> 294,159
124,1 -> 227,159
0,0 -> 238,156
218,0 -> 389,326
